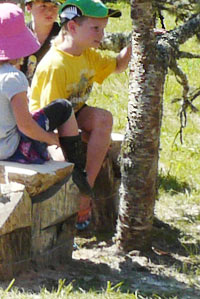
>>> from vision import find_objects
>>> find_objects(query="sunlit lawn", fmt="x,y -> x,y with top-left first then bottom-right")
1,1 -> 200,297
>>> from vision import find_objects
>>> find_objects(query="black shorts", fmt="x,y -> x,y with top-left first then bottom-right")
75,104 -> 88,118
43,99 -> 73,131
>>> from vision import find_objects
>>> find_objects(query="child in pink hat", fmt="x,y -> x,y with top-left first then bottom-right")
0,2 -> 92,197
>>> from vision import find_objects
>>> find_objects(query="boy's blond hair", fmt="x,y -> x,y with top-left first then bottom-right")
53,16 -> 87,47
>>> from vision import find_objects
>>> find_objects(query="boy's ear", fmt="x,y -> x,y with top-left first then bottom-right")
67,20 -> 78,34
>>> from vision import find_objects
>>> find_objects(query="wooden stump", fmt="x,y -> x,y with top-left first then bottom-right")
92,133 -> 123,232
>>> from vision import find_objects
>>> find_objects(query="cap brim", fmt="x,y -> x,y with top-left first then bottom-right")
108,9 -> 121,18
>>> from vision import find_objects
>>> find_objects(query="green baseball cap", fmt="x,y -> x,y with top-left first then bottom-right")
59,0 -> 121,25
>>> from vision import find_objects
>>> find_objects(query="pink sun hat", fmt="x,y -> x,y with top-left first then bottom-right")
0,3 -> 40,61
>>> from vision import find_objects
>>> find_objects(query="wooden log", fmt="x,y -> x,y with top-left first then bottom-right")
91,133 -> 123,232
0,183 -> 32,235
0,183 -> 32,280
0,165 -> 4,180
0,228 -> 31,280
0,160 -> 74,196
0,162 -> 79,279
31,214 -> 77,269
31,177 -> 79,231
31,176 -> 79,267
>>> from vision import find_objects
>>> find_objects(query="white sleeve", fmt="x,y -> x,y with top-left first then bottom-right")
4,70 -> 28,101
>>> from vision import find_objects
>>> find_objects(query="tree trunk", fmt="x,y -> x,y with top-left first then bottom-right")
115,0 -> 167,252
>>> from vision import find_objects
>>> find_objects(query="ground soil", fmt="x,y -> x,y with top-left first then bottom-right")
1,218 -> 200,298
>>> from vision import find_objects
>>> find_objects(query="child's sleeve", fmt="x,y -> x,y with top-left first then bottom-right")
5,71 -> 28,101
29,66 -> 67,112
89,49 -> 117,84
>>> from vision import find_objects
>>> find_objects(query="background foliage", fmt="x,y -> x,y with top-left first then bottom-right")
1,1 -> 200,297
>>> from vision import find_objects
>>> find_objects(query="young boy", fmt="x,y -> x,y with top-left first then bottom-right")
21,0 -> 62,84
21,0 -> 131,85
29,0 -> 131,229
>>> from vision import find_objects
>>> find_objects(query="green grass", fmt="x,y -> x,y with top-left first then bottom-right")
0,281 -> 179,299
90,1 -> 200,294
1,1 -> 200,298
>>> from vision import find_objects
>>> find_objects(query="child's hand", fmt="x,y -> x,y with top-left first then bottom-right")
115,44 -> 132,73
48,132 -> 60,147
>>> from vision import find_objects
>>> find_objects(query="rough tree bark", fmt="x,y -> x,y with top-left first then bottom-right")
114,0 -> 167,252
113,0 -> 200,252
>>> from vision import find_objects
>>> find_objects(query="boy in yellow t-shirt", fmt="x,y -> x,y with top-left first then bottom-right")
30,0 -> 131,230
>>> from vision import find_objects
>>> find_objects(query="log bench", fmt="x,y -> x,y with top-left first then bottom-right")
0,133 -> 123,280
0,160 -> 79,280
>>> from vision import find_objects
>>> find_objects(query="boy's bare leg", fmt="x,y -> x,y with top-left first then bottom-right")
76,105 -> 113,188
76,106 -> 112,223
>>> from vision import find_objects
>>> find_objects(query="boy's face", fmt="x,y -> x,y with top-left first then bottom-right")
28,1 -> 59,26
74,17 -> 108,50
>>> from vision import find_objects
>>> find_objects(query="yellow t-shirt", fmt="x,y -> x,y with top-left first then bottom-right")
29,46 -> 116,113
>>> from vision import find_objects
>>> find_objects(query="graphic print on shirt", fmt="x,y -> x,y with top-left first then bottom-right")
26,55 -> 37,82
67,70 -> 94,112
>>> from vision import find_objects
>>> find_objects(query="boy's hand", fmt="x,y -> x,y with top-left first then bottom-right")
115,44 -> 132,73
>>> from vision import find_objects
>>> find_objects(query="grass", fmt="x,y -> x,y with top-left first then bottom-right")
0,281 -> 180,299
1,1 -> 200,298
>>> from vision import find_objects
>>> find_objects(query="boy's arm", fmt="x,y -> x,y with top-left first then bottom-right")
115,44 -> 132,73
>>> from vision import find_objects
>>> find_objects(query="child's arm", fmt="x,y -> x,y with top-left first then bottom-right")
115,44 -> 132,73
11,92 -> 60,147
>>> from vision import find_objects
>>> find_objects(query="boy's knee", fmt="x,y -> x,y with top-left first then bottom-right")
104,110 -> 113,127
96,110 -> 113,130
54,99 -> 72,110
44,99 -> 73,130
51,99 -> 72,118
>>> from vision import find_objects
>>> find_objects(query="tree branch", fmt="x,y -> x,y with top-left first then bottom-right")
99,32 -> 131,52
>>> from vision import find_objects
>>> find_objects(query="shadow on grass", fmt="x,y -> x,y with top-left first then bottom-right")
8,219 -> 200,298
152,217 -> 200,258
69,217 -> 200,297
69,223 -> 200,297
158,173 -> 191,195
